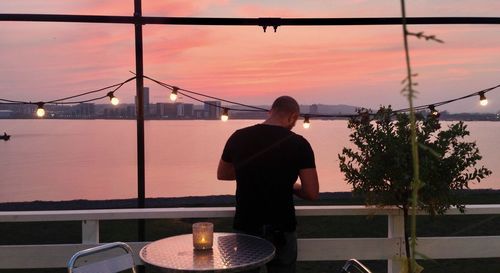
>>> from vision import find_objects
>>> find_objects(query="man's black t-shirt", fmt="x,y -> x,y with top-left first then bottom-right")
221,124 -> 316,232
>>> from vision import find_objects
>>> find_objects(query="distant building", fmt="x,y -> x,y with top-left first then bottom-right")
204,101 -> 221,119
171,103 -> 194,118
194,109 -> 206,119
144,87 -> 150,116
75,103 -> 95,118
135,87 -> 150,117
0,104 -> 37,118
156,103 -> 177,118
310,104 -> 318,114
176,103 -> 184,117
126,106 -> 136,118
103,108 -> 113,118
183,103 -> 194,118
120,107 -> 129,118
0,110 -> 13,118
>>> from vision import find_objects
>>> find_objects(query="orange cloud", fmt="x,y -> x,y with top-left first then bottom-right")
236,4 -> 303,17
1,1 -> 499,110
76,0 -> 229,16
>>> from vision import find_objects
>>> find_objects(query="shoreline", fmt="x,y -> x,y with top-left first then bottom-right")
1,189 -> 499,211
0,192 -> 359,211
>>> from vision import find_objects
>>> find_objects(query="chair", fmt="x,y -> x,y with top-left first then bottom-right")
340,259 -> 373,273
67,242 -> 137,273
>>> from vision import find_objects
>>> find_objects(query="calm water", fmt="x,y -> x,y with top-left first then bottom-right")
0,119 -> 498,202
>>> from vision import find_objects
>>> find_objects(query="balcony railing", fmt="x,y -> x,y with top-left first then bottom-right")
1,205 -> 500,273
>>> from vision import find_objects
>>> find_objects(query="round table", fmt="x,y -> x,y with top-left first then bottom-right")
140,232 -> 276,272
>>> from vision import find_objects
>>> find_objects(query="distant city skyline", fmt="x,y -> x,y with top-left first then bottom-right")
1,100 -> 498,122
1,1 -> 499,113
1,82 -> 500,121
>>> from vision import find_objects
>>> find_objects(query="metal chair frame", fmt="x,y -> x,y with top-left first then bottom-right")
341,259 -> 373,273
67,242 -> 137,273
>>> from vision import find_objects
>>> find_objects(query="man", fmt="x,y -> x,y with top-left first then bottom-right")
217,96 -> 319,273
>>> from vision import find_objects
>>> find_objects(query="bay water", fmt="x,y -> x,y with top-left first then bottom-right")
0,119 -> 498,203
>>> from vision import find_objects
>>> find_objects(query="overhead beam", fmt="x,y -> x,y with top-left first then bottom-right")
1,14 -> 500,26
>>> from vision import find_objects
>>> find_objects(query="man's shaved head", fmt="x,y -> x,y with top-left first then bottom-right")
271,96 -> 300,116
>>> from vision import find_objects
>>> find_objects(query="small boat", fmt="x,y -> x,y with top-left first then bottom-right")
1,132 -> 10,141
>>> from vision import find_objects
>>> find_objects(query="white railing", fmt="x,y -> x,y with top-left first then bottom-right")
1,205 -> 500,273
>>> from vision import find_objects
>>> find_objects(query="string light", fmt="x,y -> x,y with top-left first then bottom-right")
143,75 -> 499,123
1,75 -> 498,124
428,105 -> 440,117
107,91 -> 119,106
221,108 -> 229,122
170,87 -> 179,102
303,115 -> 311,129
479,91 -> 488,106
36,102 -> 46,118
1,77 -> 134,118
142,74 -> 267,112
3,77 -> 134,108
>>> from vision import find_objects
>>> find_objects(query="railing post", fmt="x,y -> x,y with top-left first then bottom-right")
387,213 -> 405,273
82,220 -> 99,244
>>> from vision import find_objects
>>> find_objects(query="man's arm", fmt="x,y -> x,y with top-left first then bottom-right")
217,159 -> 236,180
293,168 -> 319,200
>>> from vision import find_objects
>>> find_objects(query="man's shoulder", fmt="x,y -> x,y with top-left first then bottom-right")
231,124 -> 307,143
228,124 -> 261,141
233,124 -> 260,135
290,132 -> 309,145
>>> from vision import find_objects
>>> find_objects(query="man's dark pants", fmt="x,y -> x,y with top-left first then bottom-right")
239,225 -> 297,273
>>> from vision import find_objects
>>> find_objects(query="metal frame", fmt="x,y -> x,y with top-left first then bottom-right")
1,14 -> 500,25
341,259 -> 373,273
67,242 -> 136,273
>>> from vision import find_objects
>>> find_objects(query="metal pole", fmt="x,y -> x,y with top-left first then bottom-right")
134,0 -> 146,243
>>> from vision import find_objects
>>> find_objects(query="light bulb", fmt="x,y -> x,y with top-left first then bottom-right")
111,96 -> 119,106
170,87 -> 179,102
429,105 -> 440,117
107,91 -> 119,106
36,107 -> 45,117
35,102 -> 45,118
303,115 -> 310,129
221,108 -> 229,122
479,92 -> 488,106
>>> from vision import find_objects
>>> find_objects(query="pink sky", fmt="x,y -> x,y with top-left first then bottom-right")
1,1 -> 499,113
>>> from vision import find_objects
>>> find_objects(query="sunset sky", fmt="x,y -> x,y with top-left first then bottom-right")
1,1 -> 499,113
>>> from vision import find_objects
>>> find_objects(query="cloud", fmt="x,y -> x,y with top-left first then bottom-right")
144,0 -> 230,16
236,4 -> 303,17
0,2 -> 83,14
76,0 -> 229,16
0,21 -> 135,101
144,27 -> 216,63
1,1 -> 499,111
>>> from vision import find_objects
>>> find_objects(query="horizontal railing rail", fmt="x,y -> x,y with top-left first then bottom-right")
1,205 -> 499,273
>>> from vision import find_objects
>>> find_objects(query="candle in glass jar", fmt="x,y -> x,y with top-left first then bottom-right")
192,222 -> 213,250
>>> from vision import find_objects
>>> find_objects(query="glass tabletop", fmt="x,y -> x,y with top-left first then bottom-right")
140,232 -> 276,272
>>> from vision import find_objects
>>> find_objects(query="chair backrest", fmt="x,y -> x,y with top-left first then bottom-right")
340,259 -> 373,273
67,242 -> 137,273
